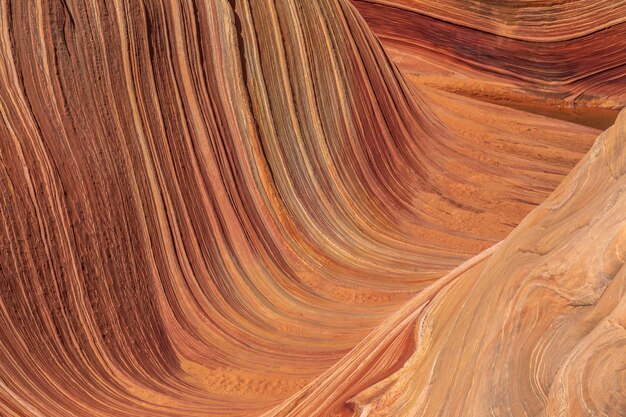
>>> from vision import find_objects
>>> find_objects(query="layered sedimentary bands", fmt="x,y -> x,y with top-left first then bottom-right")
0,1 -> 623,416
352,0 -> 626,128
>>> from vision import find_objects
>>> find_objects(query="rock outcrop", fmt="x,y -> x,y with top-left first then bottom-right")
267,109 -> 626,416
0,0 -> 623,416
352,0 -> 626,123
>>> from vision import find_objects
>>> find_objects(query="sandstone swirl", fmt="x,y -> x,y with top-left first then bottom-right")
0,1 -> 622,416
268,109 -> 626,416
352,0 -> 626,127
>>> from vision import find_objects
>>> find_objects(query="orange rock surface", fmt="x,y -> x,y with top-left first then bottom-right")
0,0 -> 623,416
268,108 -> 626,417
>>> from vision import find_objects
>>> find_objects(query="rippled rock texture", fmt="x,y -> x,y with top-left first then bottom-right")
269,109 -> 626,417
352,0 -> 626,129
0,1 -> 624,416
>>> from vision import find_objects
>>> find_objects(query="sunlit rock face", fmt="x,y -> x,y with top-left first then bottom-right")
0,1 -> 623,416
267,110 -> 626,417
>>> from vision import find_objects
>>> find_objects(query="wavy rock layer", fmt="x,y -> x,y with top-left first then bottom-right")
0,0 -> 619,416
352,0 -> 626,111
267,110 -> 626,417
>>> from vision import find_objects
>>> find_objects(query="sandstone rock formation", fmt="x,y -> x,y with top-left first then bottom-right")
267,108 -> 626,417
0,0 -> 623,416
351,0 -> 626,127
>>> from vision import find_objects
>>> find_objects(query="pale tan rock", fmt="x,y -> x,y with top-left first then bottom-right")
267,111 -> 626,416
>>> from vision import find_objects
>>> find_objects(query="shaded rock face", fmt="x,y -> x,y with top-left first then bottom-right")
351,0 -> 626,128
0,1 -> 622,416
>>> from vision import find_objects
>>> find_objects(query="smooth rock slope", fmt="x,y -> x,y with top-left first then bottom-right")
266,109 -> 626,416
